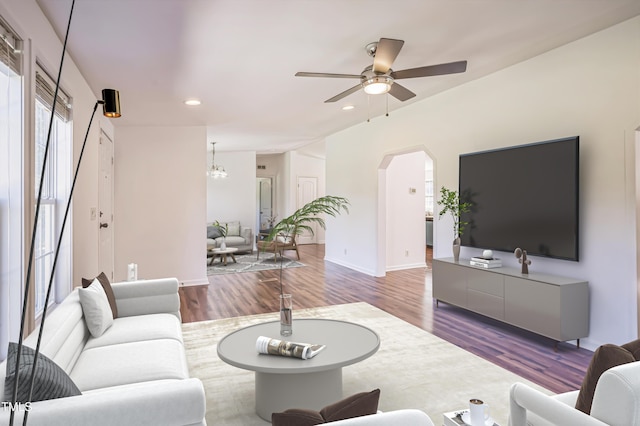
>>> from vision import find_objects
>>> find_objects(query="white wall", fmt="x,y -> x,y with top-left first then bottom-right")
326,17 -> 640,350
385,151 -> 427,271
206,151 -> 256,234
114,126 -> 207,285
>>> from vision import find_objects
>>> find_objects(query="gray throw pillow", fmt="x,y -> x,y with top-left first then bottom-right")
207,225 -> 222,239
4,342 -> 81,403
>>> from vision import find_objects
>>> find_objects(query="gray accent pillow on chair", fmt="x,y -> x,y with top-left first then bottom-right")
4,342 -> 81,403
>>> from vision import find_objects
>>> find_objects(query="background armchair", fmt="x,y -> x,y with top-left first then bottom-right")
257,228 -> 300,261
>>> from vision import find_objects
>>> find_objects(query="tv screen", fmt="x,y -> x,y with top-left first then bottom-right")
458,137 -> 579,261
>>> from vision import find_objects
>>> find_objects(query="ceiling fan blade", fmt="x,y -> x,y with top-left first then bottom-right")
372,38 -> 404,74
296,71 -> 363,79
388,83 -> 416,102
391,60 -> 467,80
325,84 -> 362,103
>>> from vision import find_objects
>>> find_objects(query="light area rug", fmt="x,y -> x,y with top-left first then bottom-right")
207,252 -> 304,276
181,302 -> 551,425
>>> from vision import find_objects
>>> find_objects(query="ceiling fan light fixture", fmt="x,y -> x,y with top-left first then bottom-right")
362,75 -> 393,95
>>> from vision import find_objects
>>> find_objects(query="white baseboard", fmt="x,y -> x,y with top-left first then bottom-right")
180,277 -> 209,287
386,262 -> 427,272
323,256 -> 377,276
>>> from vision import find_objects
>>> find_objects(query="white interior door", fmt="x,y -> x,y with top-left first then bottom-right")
258,177 -> 273,230
98,131 -> 114,280
297,176 -> 317,244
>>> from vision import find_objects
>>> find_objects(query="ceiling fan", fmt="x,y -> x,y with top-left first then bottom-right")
295,38 -> 467,103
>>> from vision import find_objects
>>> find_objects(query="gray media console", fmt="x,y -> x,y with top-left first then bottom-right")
432,258 -> 589,348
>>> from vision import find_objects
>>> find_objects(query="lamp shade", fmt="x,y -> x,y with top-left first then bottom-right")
101,89 -> 121,118
362,76 -> 392,95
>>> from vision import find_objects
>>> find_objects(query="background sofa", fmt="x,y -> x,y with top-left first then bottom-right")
207,220 -> 253,253
0,277 -> 206,426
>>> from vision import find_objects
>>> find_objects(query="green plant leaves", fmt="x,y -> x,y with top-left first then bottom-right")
436,187 -> 472,237
266,196 -> 350,242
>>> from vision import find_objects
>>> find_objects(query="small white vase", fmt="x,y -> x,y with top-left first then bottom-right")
220,238 -> 227,250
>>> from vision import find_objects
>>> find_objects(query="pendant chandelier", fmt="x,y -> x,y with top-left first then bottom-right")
207,141 -> 228,178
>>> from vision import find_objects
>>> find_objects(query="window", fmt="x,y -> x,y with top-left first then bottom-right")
0,16 -> 23,361
424,160 -> 434,217
33,65 -> 71,317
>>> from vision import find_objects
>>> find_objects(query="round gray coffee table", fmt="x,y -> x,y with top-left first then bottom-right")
217,318 -> 380,421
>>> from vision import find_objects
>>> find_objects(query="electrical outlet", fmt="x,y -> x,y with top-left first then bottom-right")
90,207 -> 97,221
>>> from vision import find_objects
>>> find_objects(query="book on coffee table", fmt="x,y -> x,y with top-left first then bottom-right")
256,336 -> 326,360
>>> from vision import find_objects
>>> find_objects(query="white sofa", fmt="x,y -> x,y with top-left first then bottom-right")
0,278 -> 206,426
328,409 -> 434,425
509,360 -> 640,425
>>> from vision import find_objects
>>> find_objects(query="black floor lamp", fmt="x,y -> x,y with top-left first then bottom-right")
8,0 -> 122,423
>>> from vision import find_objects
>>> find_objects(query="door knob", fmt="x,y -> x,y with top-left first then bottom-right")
100,223 -> 109,229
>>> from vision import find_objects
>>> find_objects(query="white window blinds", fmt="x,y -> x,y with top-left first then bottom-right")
35,65 -> 71,122
0,16 -> 21,75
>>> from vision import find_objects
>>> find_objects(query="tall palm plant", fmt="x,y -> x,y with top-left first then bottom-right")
266,195 -> 349,295
266,195 -> 350,244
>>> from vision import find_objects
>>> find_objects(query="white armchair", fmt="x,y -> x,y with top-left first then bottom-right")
509,361 -> 640,426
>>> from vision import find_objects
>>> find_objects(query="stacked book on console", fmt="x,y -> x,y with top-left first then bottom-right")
470,257 -> 502,269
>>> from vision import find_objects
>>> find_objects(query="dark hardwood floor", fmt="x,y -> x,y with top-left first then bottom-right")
179,244 -> 592,394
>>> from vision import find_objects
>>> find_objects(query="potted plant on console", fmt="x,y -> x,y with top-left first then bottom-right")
437,187 -> 472,262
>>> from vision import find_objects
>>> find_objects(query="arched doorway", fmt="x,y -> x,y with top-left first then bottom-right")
376,146 -> 436,277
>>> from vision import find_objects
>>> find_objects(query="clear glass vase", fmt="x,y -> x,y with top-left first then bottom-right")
279,294 -> 292,336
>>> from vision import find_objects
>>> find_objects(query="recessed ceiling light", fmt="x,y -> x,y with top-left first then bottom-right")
184,99 -> 201,106
342,105 -> 355,111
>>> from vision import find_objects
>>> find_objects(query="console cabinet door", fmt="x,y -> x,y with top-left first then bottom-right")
504,276 -> 560,340
433,260 -> 467,308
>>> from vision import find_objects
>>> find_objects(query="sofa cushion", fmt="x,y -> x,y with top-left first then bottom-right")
82,272 -> 118,319
272,389 -> 380,426
83,314 -> 183,351
226,221 -> 240,236
221,236 -> 246,245
4,342 -> 81,403
70,339 -> 189,391
575,343 -> 636,414
78,279 -> 114,338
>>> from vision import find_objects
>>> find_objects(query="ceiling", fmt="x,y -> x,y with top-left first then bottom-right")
35,0 -> 640,154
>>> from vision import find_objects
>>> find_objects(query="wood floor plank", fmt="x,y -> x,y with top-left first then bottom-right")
179,244 -> 592,394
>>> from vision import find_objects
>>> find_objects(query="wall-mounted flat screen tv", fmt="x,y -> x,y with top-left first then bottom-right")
458,136 -> 579,261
